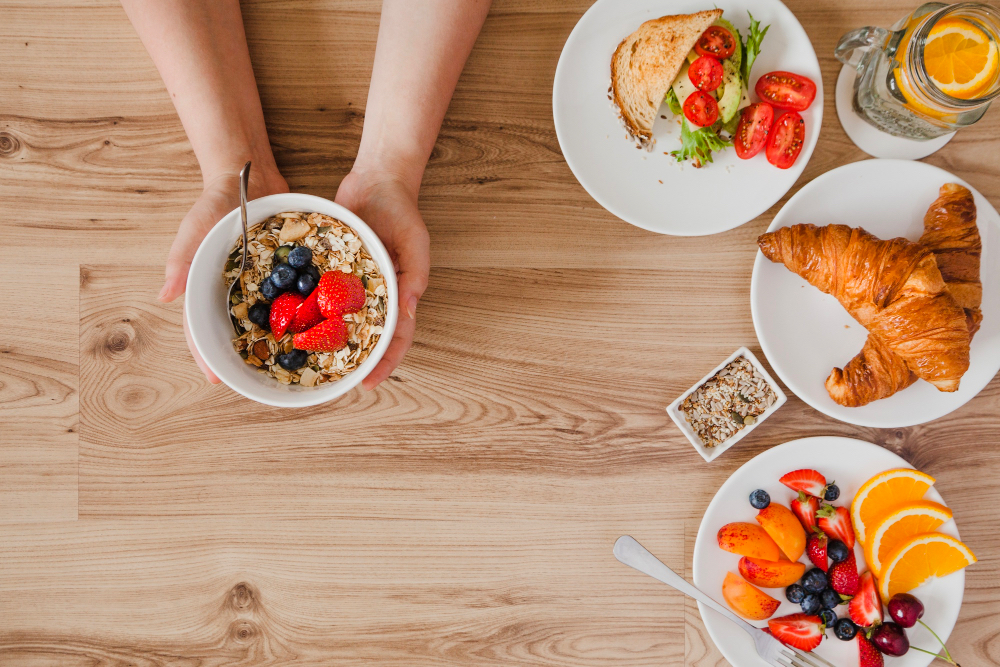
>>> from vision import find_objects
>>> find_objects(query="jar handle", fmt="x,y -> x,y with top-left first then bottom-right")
835,26 -> 890,69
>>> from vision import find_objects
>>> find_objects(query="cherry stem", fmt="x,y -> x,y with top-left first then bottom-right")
916,620 -> 960,666
908,646 -> 959,666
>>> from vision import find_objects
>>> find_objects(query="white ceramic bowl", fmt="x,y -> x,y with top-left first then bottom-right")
666,347 -> 787,462
185,193 -> 398,407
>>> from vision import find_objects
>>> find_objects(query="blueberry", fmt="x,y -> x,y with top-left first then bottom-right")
827,539 -> 850,564
274,245 -> 292,263
749,489 -> 770,509
248,302 -> 270,329
288,246 -> 313,269
260,276 -> 282,300
834,617 -> 858,641
819,608 -> 837,627
297,271 -> 317,296
802,568 -> 828,593
785,583 -> 806,604
820,588 -> 841,610
824,483 -> 841,501
277,349 -> 309,371
271,263 -> 298,290
800,593 -> 821,615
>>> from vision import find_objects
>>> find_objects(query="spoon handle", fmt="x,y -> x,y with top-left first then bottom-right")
239,160 -> 251,256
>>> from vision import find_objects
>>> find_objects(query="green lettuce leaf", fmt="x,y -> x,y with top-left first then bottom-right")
740,11 -> 770,84
671,119 -> 732,166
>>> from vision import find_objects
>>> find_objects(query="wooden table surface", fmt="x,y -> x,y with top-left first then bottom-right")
1,1 -> 998,664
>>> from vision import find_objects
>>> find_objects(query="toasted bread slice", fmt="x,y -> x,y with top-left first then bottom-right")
611,9 -> 723,146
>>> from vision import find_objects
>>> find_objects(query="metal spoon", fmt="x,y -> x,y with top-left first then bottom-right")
227,160 -> 252,334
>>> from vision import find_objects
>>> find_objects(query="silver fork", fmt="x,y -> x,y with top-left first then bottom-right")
613,536 -> 837,667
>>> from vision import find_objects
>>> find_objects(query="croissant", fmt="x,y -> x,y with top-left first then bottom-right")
826,184 -> 981,406
758,223 -> 971,396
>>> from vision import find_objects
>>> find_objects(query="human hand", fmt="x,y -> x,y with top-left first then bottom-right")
335,169 -> 430,390
160,168 -> 289,383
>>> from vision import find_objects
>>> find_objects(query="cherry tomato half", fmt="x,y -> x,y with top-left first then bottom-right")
694,25 -> 737,60
755,71 -> 817,111
766,111 -> 805,169
683,90 -> 720,127
688,55 -> 724,92
734,102 -> 774,159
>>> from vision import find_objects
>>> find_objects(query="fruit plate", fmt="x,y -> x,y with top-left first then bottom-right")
751,159 -> 1000,427
692,436 -> 963,667
552,0 -> 822,236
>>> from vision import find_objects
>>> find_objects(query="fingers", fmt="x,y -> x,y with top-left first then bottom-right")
183,309 -> 221,384
362,307 -> 415,390
160,184 -> 236,302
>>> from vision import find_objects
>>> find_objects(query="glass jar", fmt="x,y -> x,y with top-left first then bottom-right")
835,2 -> 1000,139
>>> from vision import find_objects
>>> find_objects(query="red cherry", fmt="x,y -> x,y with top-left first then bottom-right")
888,593 -> 924,628
871,622 -> 910,656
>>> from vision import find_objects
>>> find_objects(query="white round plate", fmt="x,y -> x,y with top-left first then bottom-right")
751,159 -> 1000,427
553,0 -> 822,236
693,437 -> 964,667
835,64 -> 954,160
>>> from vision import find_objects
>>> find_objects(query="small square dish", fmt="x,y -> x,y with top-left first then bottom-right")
667,347 -> 787,462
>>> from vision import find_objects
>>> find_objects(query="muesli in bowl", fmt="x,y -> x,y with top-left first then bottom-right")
224,211 -> 387,387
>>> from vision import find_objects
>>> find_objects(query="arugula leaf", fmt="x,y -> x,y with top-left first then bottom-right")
665,88 -> 683,116
671,119 -> 732,166
740,11 -> 770,84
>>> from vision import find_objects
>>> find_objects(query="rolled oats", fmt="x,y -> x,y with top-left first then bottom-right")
678,356 -> 777,448
223,212 -> 387,386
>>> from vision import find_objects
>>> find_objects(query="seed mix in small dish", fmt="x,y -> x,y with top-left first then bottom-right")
224,211 -> 387,387
679,356 -> 777,448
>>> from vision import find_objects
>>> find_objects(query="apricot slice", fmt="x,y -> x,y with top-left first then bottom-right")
738,556 -> 806,588
717,522 -> 782,560
722,571 -> 781,620
755,504 -> 807,561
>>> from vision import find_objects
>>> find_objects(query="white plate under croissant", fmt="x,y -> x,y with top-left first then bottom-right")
751,159 -> 1000,428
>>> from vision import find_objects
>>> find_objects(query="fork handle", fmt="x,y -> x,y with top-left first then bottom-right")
613,536 -> 762,637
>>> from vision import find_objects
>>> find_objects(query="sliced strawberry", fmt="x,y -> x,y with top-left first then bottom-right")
317,271 -> 366,318
780,469 -> 827,497
269,292 -> 305,339
289,289 -> 324,334
292,318 -> 349,352
817,505 -> 855,549
849,571 -> 883,628
828,551 -> 859,596
805,532 -> 828,572
792,492 -> 821,532
857,635 -> 884,667
767,613 -> 824,652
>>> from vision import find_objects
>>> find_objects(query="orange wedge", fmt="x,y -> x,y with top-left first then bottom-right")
851,468 -> 935,545
878,533 -> 977,600
864,501 -> 953,577
923,18 -> 999,99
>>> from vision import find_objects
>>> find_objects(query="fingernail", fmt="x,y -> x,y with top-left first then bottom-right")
406,296 -> 417,319
158,284 -> 170,301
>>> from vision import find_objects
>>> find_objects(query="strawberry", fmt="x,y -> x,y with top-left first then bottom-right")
317,271 -> 366,318
767,613 -> 824,652
817,505 -> 855,549
269,292 -> 305,339
828,551 -> 859,595
289,290 -> 324,334
849,571 -> 883,628
292,318 -> 348,352
792,492 -> 821,532
780,469 -> 827,497
857,635 -> 884,667
805,532 -> 828,572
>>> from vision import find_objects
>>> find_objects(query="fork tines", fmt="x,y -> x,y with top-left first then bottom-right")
775,645 -> 837,667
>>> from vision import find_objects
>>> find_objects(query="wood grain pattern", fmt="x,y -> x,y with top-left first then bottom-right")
1,0 -> 999,664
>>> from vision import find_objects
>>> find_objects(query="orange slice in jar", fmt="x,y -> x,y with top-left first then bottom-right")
922,18 -> 999,99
